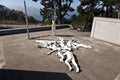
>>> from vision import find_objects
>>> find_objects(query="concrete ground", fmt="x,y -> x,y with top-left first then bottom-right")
0,28 -> 120,80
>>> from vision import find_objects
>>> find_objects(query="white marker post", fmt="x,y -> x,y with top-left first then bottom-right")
52,20 -> 55,36
24,0 -> 30,39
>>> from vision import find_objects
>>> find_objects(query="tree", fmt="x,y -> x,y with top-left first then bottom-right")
16,10 -> 25,22
76,0 -> 119,31
28,16 -> 37,23
0,4 -> 38,24
76,0 -> 101,31
99,0 -> 115,17
115,0 -> 120,19
33,0 -> 74,24
71,14 -> 77,21
0,5 -> 10,20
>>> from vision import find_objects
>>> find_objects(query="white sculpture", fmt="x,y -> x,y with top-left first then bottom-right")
63,50 -> 79,72
51,20 -> 56,36
35,37 -> 92,73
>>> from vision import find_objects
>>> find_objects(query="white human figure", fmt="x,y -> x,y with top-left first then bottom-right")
66,40 -> 79,49
63,50 -> 80,73
66,40 -> 72,48
35,38 -> 92,73
56,50 -> 64,62
46,42 -> 59,55
57,37 -> 65,48
72,42 -> 92,49
35,40 -> 49,48
66,39 -> 92,49
46,41 -> 65,62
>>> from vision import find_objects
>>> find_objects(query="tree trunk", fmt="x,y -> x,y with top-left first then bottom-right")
57,0 -> 72,24
57,0 -> 62,24
118,7 -> 120,19
106,5 -> 109,17
118,11 -> 120,19
57,15 -> 63,24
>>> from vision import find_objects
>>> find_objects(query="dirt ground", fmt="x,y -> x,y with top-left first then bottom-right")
0,28 -> 120,80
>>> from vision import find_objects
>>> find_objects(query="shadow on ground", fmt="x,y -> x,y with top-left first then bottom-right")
31,34 -> 74,39
0,69 -> 72,80
56,34 -> 74,37
30,35 -> 51,40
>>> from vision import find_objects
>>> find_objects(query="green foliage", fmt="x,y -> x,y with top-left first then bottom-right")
28,16 -> 37,23
0,5 -> 25,22
73,0 -> 120,31
43,19 -> 52,25
62,18 -> 71,24
71,14 -> 77,21
0,5 -> 38,24
33,0 -> 74,24
71,21 -> 85,26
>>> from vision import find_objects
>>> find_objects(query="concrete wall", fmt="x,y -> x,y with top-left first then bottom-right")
91,17 -> 120,45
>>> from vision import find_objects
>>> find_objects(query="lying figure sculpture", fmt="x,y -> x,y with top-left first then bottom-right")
35,37 -> 92,73
61,45 -> 80,73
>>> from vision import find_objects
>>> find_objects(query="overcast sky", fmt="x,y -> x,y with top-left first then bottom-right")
0,0 -> 80,20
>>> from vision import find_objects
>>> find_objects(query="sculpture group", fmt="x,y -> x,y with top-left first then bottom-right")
35,37 -> 92,73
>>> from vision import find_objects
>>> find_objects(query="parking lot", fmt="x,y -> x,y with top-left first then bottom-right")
0,28 -> 120,80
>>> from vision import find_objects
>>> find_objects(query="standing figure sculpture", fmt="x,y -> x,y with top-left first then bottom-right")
52,20 -> 56,36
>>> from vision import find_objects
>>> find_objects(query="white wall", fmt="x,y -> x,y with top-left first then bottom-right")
91,17 -> 120,45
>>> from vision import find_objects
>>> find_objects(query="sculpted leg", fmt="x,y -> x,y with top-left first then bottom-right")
77,44 -> 92,48
57,51 -> 64,62
65,59 -> 73,71
46,50 -> 56,55
71,58 -> 79,73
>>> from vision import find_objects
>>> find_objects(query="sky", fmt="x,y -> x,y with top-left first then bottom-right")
0,0 -> 80,20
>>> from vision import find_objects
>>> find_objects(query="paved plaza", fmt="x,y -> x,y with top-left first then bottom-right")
0,28 -> 120,80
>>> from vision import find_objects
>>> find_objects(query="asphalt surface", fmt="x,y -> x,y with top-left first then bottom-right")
0,25 -> 39,29
0,24 -> 69,30
0,28 -> 120,80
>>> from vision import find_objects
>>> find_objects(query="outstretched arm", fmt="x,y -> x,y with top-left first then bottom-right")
73,43 -> 92,49
46,50 -> 56,55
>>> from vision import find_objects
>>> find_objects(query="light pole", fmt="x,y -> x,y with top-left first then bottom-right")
24,0 -> 30,39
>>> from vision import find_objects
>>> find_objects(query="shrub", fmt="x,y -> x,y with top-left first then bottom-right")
71,21 -> 85,27
43,19 -> 52,25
